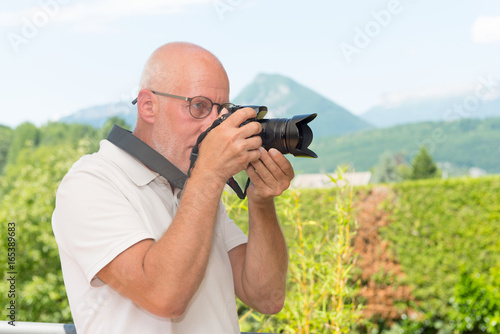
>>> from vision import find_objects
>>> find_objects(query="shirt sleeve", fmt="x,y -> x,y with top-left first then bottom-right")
218,202 -> 248,252
52,164 -> 156,286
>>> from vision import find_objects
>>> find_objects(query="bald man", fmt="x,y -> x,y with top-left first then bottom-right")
52,42 -> 292,333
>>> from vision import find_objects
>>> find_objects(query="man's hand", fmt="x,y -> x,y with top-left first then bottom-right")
245,147 -> 294,203
194,107 -> 263,185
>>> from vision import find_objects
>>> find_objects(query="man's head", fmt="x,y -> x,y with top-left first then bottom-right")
133,42 -> 230,174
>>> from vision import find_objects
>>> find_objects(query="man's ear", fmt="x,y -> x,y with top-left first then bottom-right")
136,89 -> 158,124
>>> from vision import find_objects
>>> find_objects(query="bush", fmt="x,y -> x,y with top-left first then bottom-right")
378,176 -> 500,331
451,266 -> 500,333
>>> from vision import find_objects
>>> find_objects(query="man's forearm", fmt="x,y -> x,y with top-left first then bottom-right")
147,169 -> 227,298
241,198 -> 288,314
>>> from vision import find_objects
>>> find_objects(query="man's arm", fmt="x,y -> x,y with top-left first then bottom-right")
229,147 -> 293,314
97,171 -> 226,318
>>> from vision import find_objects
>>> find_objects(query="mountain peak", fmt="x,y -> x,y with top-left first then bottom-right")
234,73 -> 301,116
234,73 -> 372,136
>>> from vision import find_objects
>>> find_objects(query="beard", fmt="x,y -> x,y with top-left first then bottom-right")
151,117 -> 190,175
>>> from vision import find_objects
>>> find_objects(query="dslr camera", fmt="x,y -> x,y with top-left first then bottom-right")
188,105 -> 317,198
227,105 -> 317,158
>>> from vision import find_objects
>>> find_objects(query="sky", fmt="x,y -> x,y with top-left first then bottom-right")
1,0 -> 499,128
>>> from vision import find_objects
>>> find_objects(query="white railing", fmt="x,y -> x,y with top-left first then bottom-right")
0,322 -> 76,334
0,321 -> 270,334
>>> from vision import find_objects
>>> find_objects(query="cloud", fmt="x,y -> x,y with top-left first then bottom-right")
472,16 -> 500,44
0,0 -> 212,28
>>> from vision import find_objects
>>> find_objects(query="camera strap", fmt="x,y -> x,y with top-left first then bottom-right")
107,124 -> 248,199
107,125 -> 188,189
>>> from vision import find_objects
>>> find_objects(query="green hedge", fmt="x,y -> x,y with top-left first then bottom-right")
377,176 -> 500,332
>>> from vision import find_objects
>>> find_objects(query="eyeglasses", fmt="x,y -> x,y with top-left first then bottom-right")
132,91 -> 235,119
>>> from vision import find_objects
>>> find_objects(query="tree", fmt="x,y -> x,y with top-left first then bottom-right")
0,125 -> 13,173
372,152 -> 401,183
5,122 -> 40,166
410,146 -> 440,180
39,122 -> 97,147
99,116 -> 131,140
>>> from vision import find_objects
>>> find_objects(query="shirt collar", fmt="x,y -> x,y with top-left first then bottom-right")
99,139 -> 158,187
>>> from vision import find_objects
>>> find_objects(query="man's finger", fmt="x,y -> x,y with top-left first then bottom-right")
268,148 -> 294,180
222,107 -> 257,128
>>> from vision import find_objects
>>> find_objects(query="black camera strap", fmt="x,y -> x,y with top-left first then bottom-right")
107,125 -> 188,189
107,124 -> 248,199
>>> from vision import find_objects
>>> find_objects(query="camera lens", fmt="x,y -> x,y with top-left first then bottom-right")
259,114 -> 317,158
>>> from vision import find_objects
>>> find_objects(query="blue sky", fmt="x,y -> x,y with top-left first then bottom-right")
1,0 -> 499,128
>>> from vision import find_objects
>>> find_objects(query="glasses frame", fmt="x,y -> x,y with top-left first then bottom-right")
132,90 -> 234,119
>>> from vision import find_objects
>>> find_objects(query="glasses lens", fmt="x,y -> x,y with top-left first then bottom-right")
190,96 -> 212,119
218,103 -> 235,115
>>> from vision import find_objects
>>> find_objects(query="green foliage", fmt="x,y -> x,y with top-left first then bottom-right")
379,176 -> 500,331
38,122 -> 98,148
410,146 -> 439,180
225,171 -> 363,333
397,164 -> 411,181
2,117 -> 128,174
5,122 -> 40,167
0,143 -> 88,323
99,116 -> 131,139
451,266 -> 500,333
0,125 -> 13,173
372,152 -> 402,183
0,118 -> 124,323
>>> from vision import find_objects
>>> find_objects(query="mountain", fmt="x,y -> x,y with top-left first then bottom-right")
233,73 -> 373,137
59,101 -> 137,128
361,94 -> 500,128
290,116 -> 500,175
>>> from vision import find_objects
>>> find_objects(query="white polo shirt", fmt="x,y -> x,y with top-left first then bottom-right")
52,140 -> 248,334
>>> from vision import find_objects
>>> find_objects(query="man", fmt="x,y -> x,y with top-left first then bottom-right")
52,42 -> 293,333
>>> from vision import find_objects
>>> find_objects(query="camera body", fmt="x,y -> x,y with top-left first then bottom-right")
227,105 -> 317,158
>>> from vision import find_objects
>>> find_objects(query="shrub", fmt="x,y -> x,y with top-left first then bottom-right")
451,266 -> 500,333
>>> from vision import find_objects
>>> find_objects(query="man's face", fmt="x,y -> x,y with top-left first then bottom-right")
150,66 -> 230,174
